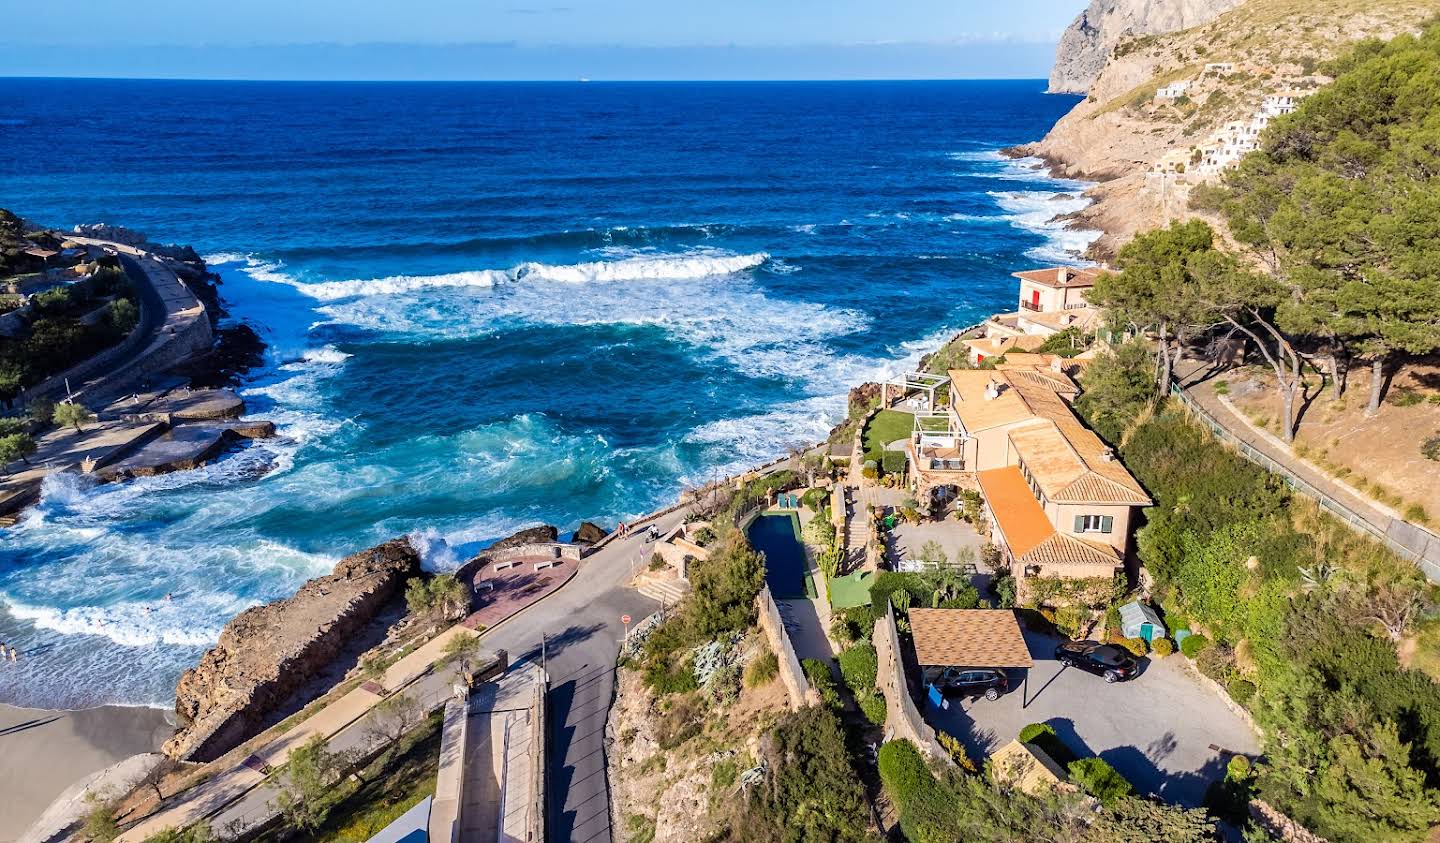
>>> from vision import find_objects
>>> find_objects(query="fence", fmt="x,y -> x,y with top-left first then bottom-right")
873,603 -> 949,762
1172,385 -> 1440,583
754,584 -> 816,710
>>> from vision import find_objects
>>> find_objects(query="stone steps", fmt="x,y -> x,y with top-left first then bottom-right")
636,578 -> 689,606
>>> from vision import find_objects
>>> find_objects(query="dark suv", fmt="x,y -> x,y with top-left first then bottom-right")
1054,641 -> 1138,683
934,667 -> 1009,700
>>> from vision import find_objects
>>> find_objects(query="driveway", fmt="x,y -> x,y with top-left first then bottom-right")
927,628 -> 1260,807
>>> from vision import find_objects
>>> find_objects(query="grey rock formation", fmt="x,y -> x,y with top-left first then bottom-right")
163,539 -> 421,761
1048,0 -> 1243,94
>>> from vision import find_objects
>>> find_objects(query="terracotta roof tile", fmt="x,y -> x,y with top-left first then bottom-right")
1011,266 -> 1109,288
977,466 -> 1054,557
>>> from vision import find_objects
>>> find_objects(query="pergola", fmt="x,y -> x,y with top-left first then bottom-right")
882,371 -> 947,411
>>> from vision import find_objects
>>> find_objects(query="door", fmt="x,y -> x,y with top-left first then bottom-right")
1031,289 -> 1041,310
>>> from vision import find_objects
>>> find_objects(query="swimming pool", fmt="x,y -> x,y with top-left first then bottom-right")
747,512 -> 812,599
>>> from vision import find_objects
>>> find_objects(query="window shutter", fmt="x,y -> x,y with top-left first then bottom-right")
1073,515 -> 1085,532
1101,515 -> 1114,534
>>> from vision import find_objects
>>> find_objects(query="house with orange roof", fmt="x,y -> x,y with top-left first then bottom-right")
980,265 -> 1109,345
902,361 -> 1150,590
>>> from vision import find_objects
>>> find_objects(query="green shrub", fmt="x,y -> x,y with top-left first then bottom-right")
877,739 -> 932,805
881,451 -> 907,475
868,571 -> 931,614
1114,637 -> 1148,658
1068,757 -> 1133,806
1151,638 -> 1175,657
1019,722 -> 1076,766
644,657 -> 698,695
859,692 -> 887,725
712,758 -> 739,791
1423,432 -> 1440,462
1226,678 -> 1257,706
838,642 -> 878,695
1018,722 -> 1055,744
1180,633 -> 1210,658
802,658 -> 840,707
744,650 -> 778,688
744,707 -> 871,842
991,571 -> 1016,608
1404,503 -> 1428,524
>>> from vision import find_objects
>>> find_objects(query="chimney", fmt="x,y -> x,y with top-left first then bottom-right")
1050,355 -> 1063,373
984,380 -> 1000,401
1056,267 -> 1066,284
1063,314 -> 1075,325
1100,447 -> 1115,462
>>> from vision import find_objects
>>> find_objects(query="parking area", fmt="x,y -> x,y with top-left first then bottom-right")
927,627 -> 1261,807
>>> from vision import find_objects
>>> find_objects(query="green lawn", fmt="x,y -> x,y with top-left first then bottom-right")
862,410 -> 914,464
827,571 -> 875,610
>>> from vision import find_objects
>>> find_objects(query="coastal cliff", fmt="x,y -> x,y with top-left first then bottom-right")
1029,0 -> 1440,257
163,540 -> 421,762
1048,0 -> 1242,94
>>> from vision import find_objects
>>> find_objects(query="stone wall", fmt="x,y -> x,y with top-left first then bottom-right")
163,539 -> 421,761
874,603 -> 948,760
754,585 -> 816,710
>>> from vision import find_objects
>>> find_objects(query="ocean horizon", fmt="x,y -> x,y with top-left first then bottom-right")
0,79 -> 1092,709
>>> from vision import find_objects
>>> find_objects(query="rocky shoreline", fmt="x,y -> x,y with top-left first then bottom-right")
165,539 -> 421,762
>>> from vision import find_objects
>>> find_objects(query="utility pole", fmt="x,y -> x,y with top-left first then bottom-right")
541,631 -> 547,675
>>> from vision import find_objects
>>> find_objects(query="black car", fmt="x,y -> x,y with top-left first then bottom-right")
932,667 -> 1009,700
1054,641 -> 1138,683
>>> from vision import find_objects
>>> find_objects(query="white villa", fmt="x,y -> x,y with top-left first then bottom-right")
968,266 -> 1107,363
1155,80 -> 1193,100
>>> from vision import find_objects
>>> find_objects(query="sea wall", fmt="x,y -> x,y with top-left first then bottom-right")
163,539 -> 422,762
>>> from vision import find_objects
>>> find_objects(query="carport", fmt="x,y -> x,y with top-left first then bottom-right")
909,609 -> 1034,692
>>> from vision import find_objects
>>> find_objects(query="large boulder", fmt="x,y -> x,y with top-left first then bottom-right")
572,521 -> 609,545
163,539 -> 421,762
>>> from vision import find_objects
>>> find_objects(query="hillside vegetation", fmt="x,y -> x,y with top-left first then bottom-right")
1023,0 -> 1440,256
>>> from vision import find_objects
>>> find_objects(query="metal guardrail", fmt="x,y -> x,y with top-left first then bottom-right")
1170,385 -> 1440,583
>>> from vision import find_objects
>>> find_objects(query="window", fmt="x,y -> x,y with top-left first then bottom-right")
1074,514 -> 1114,534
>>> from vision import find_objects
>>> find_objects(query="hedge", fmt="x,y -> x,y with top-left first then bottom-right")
1067,757 -> 1133,806
838,642 -> 878,694
859,692 -> 887,725
1180,633 -> 1210,658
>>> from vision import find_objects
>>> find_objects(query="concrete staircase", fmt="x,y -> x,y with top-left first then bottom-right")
636,577 -> 690,606
842,484 -> 872,567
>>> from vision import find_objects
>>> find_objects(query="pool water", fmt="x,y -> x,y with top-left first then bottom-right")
747,512 -> 812,599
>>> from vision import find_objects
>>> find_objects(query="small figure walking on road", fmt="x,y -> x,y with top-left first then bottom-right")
618,521 -> 628,537
8,647 -> 17,662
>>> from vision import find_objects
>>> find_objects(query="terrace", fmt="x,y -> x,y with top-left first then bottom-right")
909,411 -> 967,472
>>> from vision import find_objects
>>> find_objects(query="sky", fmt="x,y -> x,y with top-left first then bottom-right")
0,0 -> 1087,80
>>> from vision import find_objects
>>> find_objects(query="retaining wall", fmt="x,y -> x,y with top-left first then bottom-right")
755,584 -> 816,710
874,603 -> 948,760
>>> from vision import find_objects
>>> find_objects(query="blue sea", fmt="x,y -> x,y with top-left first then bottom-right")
0,79 -> 1090,708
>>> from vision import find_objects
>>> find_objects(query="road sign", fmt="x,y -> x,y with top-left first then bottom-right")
621,614 -> 631,625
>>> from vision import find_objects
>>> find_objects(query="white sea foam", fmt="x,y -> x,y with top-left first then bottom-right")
278,251 -> 770,302
988,189 -> 1101,264
312,257 -> 870,386
1,593 -> 249,648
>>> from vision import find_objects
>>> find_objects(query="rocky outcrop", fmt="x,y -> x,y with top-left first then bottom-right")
1048,0 -> 1243,94
573,521 -> 609,545
1030,0 -> 1438,257
163,539 -> 421,762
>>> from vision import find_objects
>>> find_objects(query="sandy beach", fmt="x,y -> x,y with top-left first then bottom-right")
0,703 -> 173,843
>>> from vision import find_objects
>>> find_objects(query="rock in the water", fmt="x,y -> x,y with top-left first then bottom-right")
1048,0 -> 1242,94
163,539 -> 421,762
488,524 -> 558,552
573,521 -> 609,545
